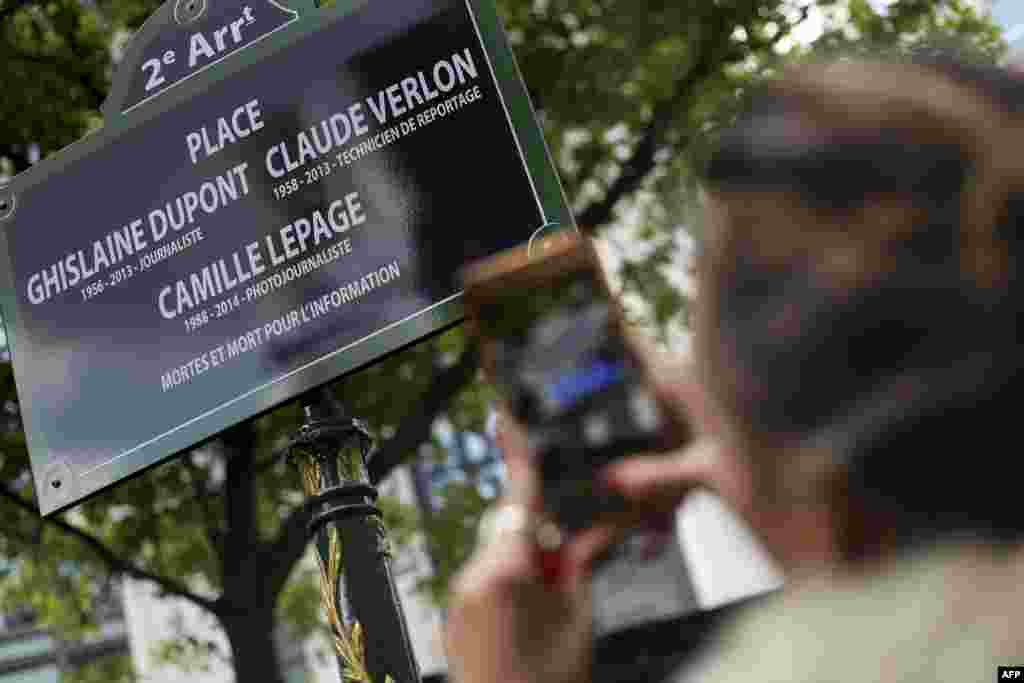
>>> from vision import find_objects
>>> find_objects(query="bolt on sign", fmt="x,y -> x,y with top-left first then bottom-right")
0,0 -> 574,515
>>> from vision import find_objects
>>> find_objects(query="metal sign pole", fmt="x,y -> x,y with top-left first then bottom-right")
286,390 -> 420,683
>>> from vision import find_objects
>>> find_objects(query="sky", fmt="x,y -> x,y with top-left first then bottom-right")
992,1 -> 1024,52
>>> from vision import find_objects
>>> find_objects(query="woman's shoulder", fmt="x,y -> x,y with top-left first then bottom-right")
672,541 -> 1024,683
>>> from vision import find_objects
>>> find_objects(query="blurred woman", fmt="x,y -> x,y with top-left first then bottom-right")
446,51 -> 1024,683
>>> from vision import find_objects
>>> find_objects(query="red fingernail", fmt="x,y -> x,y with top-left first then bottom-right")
599,469 -> 625,493
538,548 -> 566,589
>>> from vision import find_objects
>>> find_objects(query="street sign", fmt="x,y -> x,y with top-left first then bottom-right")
0,0 -> 574,515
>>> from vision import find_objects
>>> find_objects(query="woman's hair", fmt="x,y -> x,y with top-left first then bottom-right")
697,50 -> 1024,545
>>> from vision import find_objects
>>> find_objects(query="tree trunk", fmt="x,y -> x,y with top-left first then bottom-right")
221,608 -> 287,683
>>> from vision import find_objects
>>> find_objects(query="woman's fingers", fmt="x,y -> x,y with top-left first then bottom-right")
447,506 -> 594,683
493,411 -> 541,504
603,438 -> 754,523
625,328 -> 729,440
559,524 -> 621,588
452,527 -> 540,602
601,439 -> 723,512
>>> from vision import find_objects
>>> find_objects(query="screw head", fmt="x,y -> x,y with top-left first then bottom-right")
0,190 -> 15,221
42,462 -> 74,507
174,0 -> 206,25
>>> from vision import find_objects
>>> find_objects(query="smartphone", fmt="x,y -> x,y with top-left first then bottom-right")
462,230 -> 692,532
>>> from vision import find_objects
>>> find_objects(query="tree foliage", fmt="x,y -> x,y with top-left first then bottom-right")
65,653 -> 138,683
0,0 -> 1005,681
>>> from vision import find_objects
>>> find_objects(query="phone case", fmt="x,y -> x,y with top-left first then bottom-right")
462,230 -> 691,530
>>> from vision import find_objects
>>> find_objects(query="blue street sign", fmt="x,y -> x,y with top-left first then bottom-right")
0,0 -> 573,514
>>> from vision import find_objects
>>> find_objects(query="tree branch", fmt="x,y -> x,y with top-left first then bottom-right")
182,452 -> 224,569
261,501 -> 314,601
577,32 -> 727,231
572,1 -> 812,233
0,483 -> 221,615
369,341 -> 480,485
219,424 -> 258,588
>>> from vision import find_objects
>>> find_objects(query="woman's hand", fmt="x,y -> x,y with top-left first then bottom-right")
446,415 -> 610,683
446,345 -> 745,683
606,338 -> 753,525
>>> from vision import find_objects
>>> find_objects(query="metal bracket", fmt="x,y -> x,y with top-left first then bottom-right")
288,414 -> 372,454
173,0 -> 207,25
527,221 -> 562,260
307,482 -> 382,537
41,461 -> 76,509
0,188 -> 16,222
528,221 -> 584,260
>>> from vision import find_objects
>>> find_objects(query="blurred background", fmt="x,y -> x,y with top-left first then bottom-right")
0,1 -> 1017,681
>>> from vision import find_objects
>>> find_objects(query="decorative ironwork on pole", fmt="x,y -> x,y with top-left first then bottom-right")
286,389 -> 420,683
